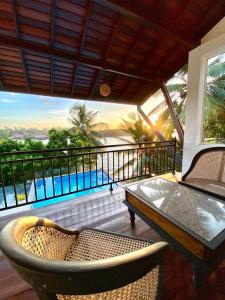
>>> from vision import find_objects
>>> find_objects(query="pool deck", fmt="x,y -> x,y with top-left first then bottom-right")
0,172 -> 225,300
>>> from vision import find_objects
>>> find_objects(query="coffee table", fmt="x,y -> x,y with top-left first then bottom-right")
123,177 -> 225,286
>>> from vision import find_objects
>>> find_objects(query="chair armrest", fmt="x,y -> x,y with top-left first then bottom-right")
0,217 -> 168,295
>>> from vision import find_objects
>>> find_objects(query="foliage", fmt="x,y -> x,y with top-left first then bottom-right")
120,112 -> 154,143
69,103 -> 106,146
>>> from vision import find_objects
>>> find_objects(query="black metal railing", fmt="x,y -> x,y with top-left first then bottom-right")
0,139 -> 176,211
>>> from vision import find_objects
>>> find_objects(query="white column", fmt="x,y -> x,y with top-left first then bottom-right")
183,33 -> 225,174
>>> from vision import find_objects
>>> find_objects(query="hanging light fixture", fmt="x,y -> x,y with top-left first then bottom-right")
100,70 -> 111,97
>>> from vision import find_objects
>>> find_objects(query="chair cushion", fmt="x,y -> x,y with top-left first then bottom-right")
185,178 -> 225,197
58,230 -> 160,300
65,229 -> 151,261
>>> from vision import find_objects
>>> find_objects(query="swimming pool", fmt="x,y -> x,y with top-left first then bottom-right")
32,169 -> 117,208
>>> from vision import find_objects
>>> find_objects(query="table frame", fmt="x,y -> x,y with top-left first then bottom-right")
124,185 -> 225,287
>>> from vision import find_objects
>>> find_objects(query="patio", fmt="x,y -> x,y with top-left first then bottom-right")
0,1 -> 225,299
1,174 -> 225,300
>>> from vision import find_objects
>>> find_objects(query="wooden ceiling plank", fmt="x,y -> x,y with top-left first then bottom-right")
130,81 -> 152,103
118,78 -> 133,101
0,35 -> 159,82
103,16 -> 122,61
121,29 -> 144,68
94,0 -> 198,49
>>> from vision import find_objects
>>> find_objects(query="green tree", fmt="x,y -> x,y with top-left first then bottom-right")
47,128 -> 70,149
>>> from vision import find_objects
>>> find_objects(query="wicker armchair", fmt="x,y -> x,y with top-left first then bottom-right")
181,147 -> 225,199
0,216 -> 168,300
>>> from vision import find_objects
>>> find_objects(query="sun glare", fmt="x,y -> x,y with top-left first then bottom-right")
149,113 -> 159,125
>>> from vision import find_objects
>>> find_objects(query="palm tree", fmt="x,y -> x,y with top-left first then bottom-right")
148,58 -> 225,142
69,103 -> 106,146
116,113 -> 164,178
120,112 -> 154,143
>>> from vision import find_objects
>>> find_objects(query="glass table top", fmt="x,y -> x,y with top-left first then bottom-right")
125,178 -> 225,245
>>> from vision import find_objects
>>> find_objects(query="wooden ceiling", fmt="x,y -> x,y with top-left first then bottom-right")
0,0 -> 224,105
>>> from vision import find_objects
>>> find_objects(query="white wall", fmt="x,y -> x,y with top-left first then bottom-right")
182,29 -> 225,174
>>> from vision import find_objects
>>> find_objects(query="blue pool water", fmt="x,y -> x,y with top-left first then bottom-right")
33,169 -> 117,208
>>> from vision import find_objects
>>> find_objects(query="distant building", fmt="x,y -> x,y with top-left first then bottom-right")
10,133 -> 25,140
33,134 -> 48,140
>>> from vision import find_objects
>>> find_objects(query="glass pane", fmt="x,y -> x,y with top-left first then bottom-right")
202,52 -> 225,144
126,178 -> 225,244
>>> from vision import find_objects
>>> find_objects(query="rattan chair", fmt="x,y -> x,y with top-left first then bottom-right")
0,216 -> 167,300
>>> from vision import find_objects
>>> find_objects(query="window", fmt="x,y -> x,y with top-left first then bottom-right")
202,52 -> 225,144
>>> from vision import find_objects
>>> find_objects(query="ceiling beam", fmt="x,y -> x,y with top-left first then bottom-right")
71,64 -> 77,97
11,0 -> 19,38
103,16 -> 122,62
0,35 -> 159,82
118,78 -> 133,101
11,0 -> 30,92
21,51 -> 31,92
51,0 -> 55,46
79,2 -> 92,55
0,76 -> 4,90
50,57 -> 54,95
89,69 -> 101,99
94,0 -> 198,49
51,0 -> 55,95
121,29 -> 144,68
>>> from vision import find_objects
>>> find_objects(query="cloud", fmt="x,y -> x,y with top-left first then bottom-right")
1,98 -> 18,104
49,109 -> 68,115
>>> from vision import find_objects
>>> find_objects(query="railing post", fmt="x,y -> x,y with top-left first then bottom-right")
109,183 -> 113,192
172,137 -> 176,174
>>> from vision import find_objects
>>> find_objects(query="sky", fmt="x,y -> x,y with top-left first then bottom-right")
0,92 -> 137,129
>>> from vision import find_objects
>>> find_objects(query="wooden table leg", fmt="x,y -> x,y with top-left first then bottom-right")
192,265 -> 204,288
128,208 -> 135,223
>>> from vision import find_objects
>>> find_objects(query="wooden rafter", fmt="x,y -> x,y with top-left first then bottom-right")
0,35 -> 158,82
197,0 -> 225,34
121,29 -> 144,68
89,69 -> 101,99
11,0 -> 30,92
118,78 -> 133,101
51,0 -> 55,95
50,57 -> 54,95
130,81 -> 152,103
155,46 -> 181,79
79,2 -> 92,55
71,64 -> 77,97
11,0 -> 19,38
103,16 -> 122,61
21,51 -> 31,92
0,75 -> 4,90
51,0 -> 55,46
94,0 -> 198,49
160,82 -> 184,143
